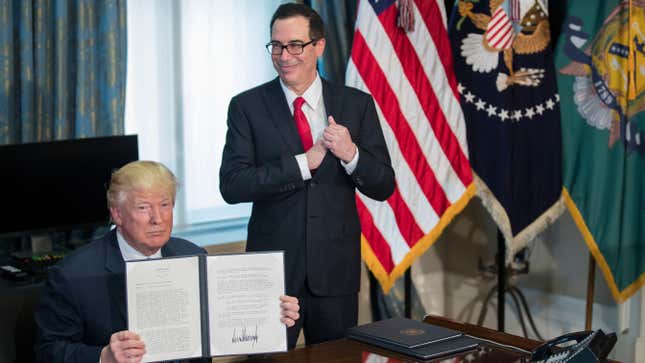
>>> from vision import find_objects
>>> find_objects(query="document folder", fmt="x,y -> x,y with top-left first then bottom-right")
125,252 -> 287,362
347,317 -> 480,360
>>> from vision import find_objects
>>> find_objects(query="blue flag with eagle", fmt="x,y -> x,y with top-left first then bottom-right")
556,0 -> 645,303
449,0 -> 564,257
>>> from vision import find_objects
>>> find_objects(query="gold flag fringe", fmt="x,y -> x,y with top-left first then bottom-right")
563,188 -> 645,303
473,173 -> 566,262
362,182 -> 477,294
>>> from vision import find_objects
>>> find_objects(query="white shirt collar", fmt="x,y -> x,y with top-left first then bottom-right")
279,73 -> 323,112
116,230 -> 163,261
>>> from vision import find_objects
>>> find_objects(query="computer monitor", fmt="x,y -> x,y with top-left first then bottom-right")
0,135 -> 139,236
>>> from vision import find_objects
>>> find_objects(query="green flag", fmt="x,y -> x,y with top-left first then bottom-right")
556,1 -> 645,303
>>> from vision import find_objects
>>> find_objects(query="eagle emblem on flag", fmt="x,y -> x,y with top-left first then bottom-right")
457,0 -> 551,92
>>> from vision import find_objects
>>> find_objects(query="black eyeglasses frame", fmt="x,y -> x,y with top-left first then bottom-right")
265,39 -> 318,55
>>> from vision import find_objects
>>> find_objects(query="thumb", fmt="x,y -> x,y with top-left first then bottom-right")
328,115 -> 336,125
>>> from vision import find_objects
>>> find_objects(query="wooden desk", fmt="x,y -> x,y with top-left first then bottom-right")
423,315 -> 619,363
221,315 -> 619,363
223,315 -> 532,363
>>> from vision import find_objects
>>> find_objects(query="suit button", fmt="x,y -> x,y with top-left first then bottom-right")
310,181 -> 317,187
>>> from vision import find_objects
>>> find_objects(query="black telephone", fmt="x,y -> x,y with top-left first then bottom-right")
529,329 -> 617,363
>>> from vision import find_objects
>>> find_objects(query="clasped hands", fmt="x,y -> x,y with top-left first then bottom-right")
100,295 -> 300,363
307,116 -> 357,170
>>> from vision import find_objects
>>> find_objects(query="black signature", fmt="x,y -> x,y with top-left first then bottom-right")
232,325 -> 259,346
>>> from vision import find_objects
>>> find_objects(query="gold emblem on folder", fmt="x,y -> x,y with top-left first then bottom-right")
400,328 -> 425,336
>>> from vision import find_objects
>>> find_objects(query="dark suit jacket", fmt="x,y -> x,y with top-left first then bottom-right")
35,229 -> 208,363
220,77 -> 395,297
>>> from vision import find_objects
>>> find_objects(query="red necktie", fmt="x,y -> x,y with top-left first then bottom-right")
293,97 -> 313,151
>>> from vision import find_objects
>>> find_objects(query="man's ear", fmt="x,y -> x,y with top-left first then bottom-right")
109,206 -> 122,226
315,38 -> 326,57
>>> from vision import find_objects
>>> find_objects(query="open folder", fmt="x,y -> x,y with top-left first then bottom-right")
125,251 -> 287,362
347,317 -> 480,360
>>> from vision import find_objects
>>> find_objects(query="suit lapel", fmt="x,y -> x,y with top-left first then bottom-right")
322,79 -> 342,123
160,241 -> 176,257
264,78 -> 303,153
104,230 -> 127,326
315,79 -> 343,179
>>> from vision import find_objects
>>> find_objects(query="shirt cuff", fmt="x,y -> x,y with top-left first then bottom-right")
340,147 -> 359,175
295,154 -> 312,180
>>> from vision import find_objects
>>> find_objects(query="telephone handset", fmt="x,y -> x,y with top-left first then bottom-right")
529,329 -> 616,363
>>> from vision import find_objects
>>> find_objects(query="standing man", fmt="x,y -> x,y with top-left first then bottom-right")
220,3 -> 395,348
35,161 -> 300,363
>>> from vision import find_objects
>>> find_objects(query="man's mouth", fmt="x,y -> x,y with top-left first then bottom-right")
279,63 -> 298,71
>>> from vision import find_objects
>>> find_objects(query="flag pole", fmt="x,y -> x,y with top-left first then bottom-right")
405,268 -> 411,318
497,229 -> 506,331
585,252 -> 596,330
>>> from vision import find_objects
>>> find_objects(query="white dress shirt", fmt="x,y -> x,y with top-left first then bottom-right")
116,230 -> 163,261
279,73 -> 359,180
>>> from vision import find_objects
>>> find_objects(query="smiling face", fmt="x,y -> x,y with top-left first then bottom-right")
271,15 -> 325,95
109,188 -> 174,256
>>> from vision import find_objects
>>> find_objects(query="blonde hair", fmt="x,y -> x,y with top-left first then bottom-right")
107,160 -> 177,208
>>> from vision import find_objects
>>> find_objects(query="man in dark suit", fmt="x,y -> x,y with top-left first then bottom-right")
35,161 -> 300,363
219,3 -> 395,349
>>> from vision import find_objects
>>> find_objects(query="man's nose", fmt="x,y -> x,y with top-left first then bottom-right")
279,48 -> 292,61
149,207 -> 162,224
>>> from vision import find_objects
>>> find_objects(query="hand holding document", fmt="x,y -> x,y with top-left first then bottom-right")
125,252 -> 286,362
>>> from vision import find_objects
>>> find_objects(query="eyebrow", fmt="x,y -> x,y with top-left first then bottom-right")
270,39 -> 307,43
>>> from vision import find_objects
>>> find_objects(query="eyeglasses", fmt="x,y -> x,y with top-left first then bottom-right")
265,40 -> 317,55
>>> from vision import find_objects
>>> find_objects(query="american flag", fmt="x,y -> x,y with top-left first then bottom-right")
346,0 -> 474,293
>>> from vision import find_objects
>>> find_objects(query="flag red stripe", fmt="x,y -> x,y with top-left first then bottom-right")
414,0 -> 460,100
356,196 -> 395,273
352,31 -> 451,215
387,187 -> 424,247
377,6 -> 472,187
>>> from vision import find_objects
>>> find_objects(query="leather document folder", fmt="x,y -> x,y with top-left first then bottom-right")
347,317 -> 480,360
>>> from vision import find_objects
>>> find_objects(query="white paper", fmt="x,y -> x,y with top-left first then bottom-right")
126,256 -> 202,362
207,252 -> 287,355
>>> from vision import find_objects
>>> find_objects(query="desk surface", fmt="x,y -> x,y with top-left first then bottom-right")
222,315 -> 534,363
221,315 -> 619,363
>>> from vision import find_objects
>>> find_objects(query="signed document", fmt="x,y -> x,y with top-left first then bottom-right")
207,252 -> 287,355
125,252 -> 286,362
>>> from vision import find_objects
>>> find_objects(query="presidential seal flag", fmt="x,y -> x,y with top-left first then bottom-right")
346,0 -> 475,293
449,0 -> 564,257
557,1 -> 645,303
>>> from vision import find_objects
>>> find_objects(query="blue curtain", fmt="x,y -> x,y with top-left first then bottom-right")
0,0 -> 127,144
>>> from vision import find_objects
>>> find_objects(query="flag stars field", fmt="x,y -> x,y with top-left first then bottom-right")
458,84 -> 559,122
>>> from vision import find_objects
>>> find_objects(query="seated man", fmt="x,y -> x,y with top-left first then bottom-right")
35,161 -> 300,363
